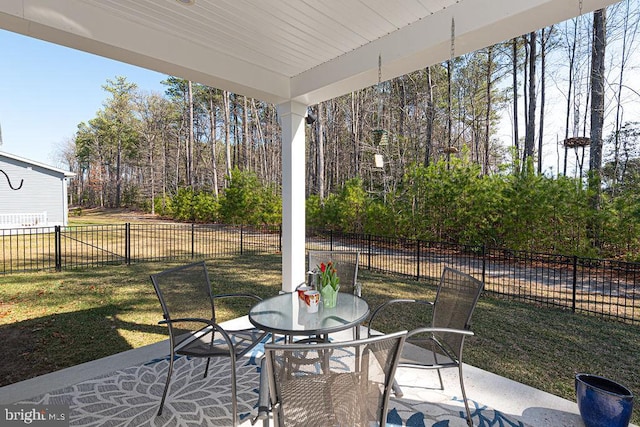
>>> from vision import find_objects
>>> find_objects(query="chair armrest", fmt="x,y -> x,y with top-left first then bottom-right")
213,293 -> 263,302
158,318 -> 237,353
406,327 -> 474,367
407,326 -> 474,338
367,299 -> 433,336
158,316 -> 214,326
252,357 -> 270,426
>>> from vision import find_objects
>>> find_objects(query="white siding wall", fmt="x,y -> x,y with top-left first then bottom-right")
0,156 -> 68,227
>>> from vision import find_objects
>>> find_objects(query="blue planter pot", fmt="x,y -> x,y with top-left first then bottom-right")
575,373 -> 634,427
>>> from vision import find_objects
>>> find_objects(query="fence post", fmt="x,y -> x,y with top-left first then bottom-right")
240,225 -> 244,255
482,244 -> 486,284
279,225 -> 282,253
572,255 -> 578,313
367,234 -> 372,271
416,239 -> 421,281
125,223 -> 131,265
330,230 -> 333,251
55,225 -> 62,272
191,224 -> 195,259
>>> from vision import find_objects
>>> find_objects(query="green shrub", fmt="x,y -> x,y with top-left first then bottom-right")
219,168 -> 280,225
193,191 -> 219,222
153,195 -> 172,217
171,188 -> 196,221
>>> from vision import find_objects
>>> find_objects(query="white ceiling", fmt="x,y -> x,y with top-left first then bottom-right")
0,0 -> 620,106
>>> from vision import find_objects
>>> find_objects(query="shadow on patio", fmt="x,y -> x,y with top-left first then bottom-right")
0,323 -> 591,427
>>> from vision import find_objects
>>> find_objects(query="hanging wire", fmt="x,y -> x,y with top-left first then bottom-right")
377,53 -> 383,128
446,17 -> 456,159
450,17 -> 456,61
373,53 -> 388,145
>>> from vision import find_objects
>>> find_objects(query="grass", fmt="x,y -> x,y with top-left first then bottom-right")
1,252 -> 639,424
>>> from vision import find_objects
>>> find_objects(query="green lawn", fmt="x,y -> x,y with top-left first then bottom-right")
0,253 -> 638,424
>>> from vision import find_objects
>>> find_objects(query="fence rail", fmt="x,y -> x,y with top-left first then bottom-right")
2,224 -> 639,324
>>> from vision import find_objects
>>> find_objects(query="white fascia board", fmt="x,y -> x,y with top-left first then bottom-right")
290,0 -> 619,105
0,0 -> 291,104
0,151 -> 75,177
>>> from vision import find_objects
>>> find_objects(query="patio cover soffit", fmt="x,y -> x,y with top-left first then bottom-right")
0,0 -> 619,106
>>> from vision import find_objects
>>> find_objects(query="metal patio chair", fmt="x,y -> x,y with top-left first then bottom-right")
368,266 -> 484,427
254,331 -> 407,427
306,250 -> 362,340
150,261 -> 268,426
307,250 -> 361,297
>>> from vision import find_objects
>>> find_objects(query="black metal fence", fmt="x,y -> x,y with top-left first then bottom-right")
1,224 -> 282,272
2,224 -> 639,324
306,229 -> 640,325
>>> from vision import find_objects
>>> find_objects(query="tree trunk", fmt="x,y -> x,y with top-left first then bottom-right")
187,80 -> 194,187
232,95 -> 239,168
538,28 -> 548,175
611,0 -> 636,195
149,141 -> 155,214
317,104 -> 325,201
243,96 -> 250,170
447,59 -> 452,168
512,38 -> 519,153
115,138 -> 122,207
524,31 -> 537,166
350,92 -> 361,176
223,90 -> 232,183
484,46 -> 493,175
424,66 -> 434,167
208,94 -> 219,199
523,35 -> 529,140
589,8 -> 606,214
563,19 -> 578,176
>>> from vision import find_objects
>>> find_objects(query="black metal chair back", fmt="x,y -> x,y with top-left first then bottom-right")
308,250 -> 360,296
150,261 -> 267,426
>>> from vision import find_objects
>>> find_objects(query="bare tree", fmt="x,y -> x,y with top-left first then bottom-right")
484,46 -> 493,175
588,8 -> 607,249
222,90 -> 232,183
206,89 -> 220,199
317,104 -> 326,201
537,26 -> 553,174
562,18 -> 579,176
424,66 -> 434,166
589,8 -> 606,208
523,32 -> 537,167
186,81 -> 194,187
609,0 -> 639,194
512,38 -> 520,153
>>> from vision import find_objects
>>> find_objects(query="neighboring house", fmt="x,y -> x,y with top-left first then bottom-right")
0,151 -> 75,229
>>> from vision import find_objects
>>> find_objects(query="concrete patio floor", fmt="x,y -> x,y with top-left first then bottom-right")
0,323 -> 623,426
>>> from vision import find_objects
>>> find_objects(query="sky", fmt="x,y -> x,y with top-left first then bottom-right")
0,29 -> 167,167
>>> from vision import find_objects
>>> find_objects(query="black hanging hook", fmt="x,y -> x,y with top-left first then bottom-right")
0,169 -> 24,190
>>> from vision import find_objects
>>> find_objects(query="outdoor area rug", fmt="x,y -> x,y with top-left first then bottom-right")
20,338 -> 528,427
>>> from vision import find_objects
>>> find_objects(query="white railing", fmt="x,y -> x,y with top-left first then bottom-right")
0,212 -> 48,228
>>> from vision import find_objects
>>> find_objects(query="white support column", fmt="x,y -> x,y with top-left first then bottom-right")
277,101 -> 307,293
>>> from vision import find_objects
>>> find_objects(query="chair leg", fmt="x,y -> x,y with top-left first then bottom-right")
158,352 -> 175,416
458,364 -> 473,426
204,357 -> 211,378
392,379 -> 404,398
436,368 -> 445,390
230,354 -> 238,427
252,358 -> 270,427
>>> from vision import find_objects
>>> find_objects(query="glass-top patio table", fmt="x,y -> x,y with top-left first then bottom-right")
249,292 -> 369,339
